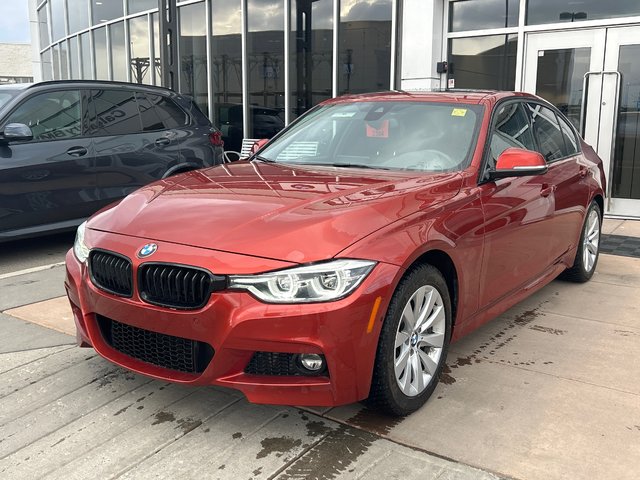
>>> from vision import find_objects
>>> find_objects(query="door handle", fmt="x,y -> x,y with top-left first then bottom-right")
66,146 -> 88,157
155,137 -> 171,146
541,183 -> 556,197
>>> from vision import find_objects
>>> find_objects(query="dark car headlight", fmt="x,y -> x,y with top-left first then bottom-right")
228,259 -> 376,303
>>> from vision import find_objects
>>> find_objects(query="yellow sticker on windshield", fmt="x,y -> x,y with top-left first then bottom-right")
451,108 -> 467,117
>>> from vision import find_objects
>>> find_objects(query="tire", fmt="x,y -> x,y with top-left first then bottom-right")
561,201 -> 602,283
366,264 -> 452,416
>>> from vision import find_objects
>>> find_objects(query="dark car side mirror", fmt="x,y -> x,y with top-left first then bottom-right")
489,147 -> 548,180
0,123 -> 34,144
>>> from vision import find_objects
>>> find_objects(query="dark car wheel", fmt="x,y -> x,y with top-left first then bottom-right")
367,264 -> 452,416
561,201 -> 601,283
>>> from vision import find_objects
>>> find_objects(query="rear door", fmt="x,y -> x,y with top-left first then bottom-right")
88,88 -> 179,208
0,88 -> 98,235
525,102 -> 588,263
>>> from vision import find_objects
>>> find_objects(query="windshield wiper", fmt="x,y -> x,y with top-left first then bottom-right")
327,163 -> 391,170
252,155 -> 276,163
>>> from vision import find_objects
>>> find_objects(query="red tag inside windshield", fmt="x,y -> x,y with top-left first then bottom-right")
366,120 -> 389,138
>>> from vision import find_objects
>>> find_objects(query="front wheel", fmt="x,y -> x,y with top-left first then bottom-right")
561,201 -> 601,283
367,264 -> 452,416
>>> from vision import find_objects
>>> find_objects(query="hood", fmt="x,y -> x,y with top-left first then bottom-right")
88,161 -> 462,264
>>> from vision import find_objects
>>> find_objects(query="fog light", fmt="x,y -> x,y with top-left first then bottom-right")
299,353 -> 324,372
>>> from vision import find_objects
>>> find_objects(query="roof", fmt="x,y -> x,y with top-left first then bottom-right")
0,83 -> 31,91
22,80 -> 175,94
322,89 -> 537,105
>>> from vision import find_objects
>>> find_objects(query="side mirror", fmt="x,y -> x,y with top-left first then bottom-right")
489,147 -> 547,180
250,138 -> 269,156
0,123 -> 34,143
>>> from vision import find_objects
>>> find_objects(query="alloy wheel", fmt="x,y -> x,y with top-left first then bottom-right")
583,209 -> 600,273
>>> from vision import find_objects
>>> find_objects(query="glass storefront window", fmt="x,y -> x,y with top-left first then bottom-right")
110,22 -> 127,81
93,0 -> 124,25
450,0 -> 519,32
527,0 -> 640,25
41,49 -> 54,81
80,32 -> 93,79
130,15 -> 151,84
52,44 -> 61,79
68,0 -> 89,33
69,36 -> 81,79
534,48 -> 590,129
339,0 -> 392,95
211,0 -> 243,150
290,0 -> 333,120
247,0 -> 285,139
38,6 -> 50,49
448,34 -> 517,90
93,27 -> 108,79
179,2 -> 208,114
128,0 -> 157,15
59,40 -> 69,79
50,0 -> 66,42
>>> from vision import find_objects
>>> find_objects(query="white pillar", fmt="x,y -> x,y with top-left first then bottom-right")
400,0 -> 445,90
29,0 -> 43,82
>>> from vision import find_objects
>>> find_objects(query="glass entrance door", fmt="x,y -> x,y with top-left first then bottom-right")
523,28 -> 640,218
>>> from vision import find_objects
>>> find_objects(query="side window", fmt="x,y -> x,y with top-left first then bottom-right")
4,90 -> 81,141
135,92 -> 165,132
557,114 -> 579,156
145,94 -> 188,129
489,102 -> 536,168
526,103 -> 566,162
88,89 -> 142,136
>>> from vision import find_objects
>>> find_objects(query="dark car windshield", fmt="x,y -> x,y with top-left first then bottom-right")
0,89 -> 20,110
258,101 -> 483,172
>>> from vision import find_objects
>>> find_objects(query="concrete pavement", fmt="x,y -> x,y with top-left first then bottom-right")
1,219 -> 639,479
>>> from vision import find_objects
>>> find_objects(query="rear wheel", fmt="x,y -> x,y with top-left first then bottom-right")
562,201 -> 601,283
367,264 -> 452,416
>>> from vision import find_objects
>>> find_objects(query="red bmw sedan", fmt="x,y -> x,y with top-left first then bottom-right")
65,91 -> 606,415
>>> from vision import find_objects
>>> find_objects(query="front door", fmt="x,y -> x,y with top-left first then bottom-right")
524,27 -> 640,218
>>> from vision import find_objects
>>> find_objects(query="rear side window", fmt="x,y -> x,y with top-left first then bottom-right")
146,94 -> 188,128
526,103 -> 566,162
88,89 -> 142,136
489,102 -> 537,168
135,92 -> 165,131
4,90 -> 82,141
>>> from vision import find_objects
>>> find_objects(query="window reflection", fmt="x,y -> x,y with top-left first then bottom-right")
339,0 -> 392,95
211,0 -> 244,150
110,22 -> 127,81
68,0 -> 89,33
50,0 -> 66,42
450,0 -> 519,32
92,0 -> 124,25
448,34 -> 517,90
290,0 -> 333,120
152,12 -> 161,84
93,27 -> 108,79
60,41 -> 69,80
527,0 -> 640,25
247,0 -> 285,139
130,15 -> 152,84
179,2 -> 208,115
52,44 -> 61,79
41,49 -> 53,81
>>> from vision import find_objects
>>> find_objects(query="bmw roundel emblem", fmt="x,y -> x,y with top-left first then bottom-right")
138,243 -> 158,258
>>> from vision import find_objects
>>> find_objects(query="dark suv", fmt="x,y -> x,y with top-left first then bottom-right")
0,81 -> 225,241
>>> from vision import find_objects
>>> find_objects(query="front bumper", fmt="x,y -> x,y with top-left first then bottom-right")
64,230 -> 400,406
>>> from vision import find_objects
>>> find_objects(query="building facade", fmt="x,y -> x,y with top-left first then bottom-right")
29,0 -> 640,217
0,44 -> 34,84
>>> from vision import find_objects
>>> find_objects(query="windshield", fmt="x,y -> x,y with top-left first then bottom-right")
258,101 -> 483,172
0,90 -> 20,110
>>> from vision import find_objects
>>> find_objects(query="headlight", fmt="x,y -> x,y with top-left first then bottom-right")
229,259 -> 376,303
73,221 -> 90,263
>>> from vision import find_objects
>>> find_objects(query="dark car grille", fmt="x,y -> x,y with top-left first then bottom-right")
138,263 -> 226,309
245,352 -> 303,376
97,316 -> 214,374
89,250 -> 133,297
